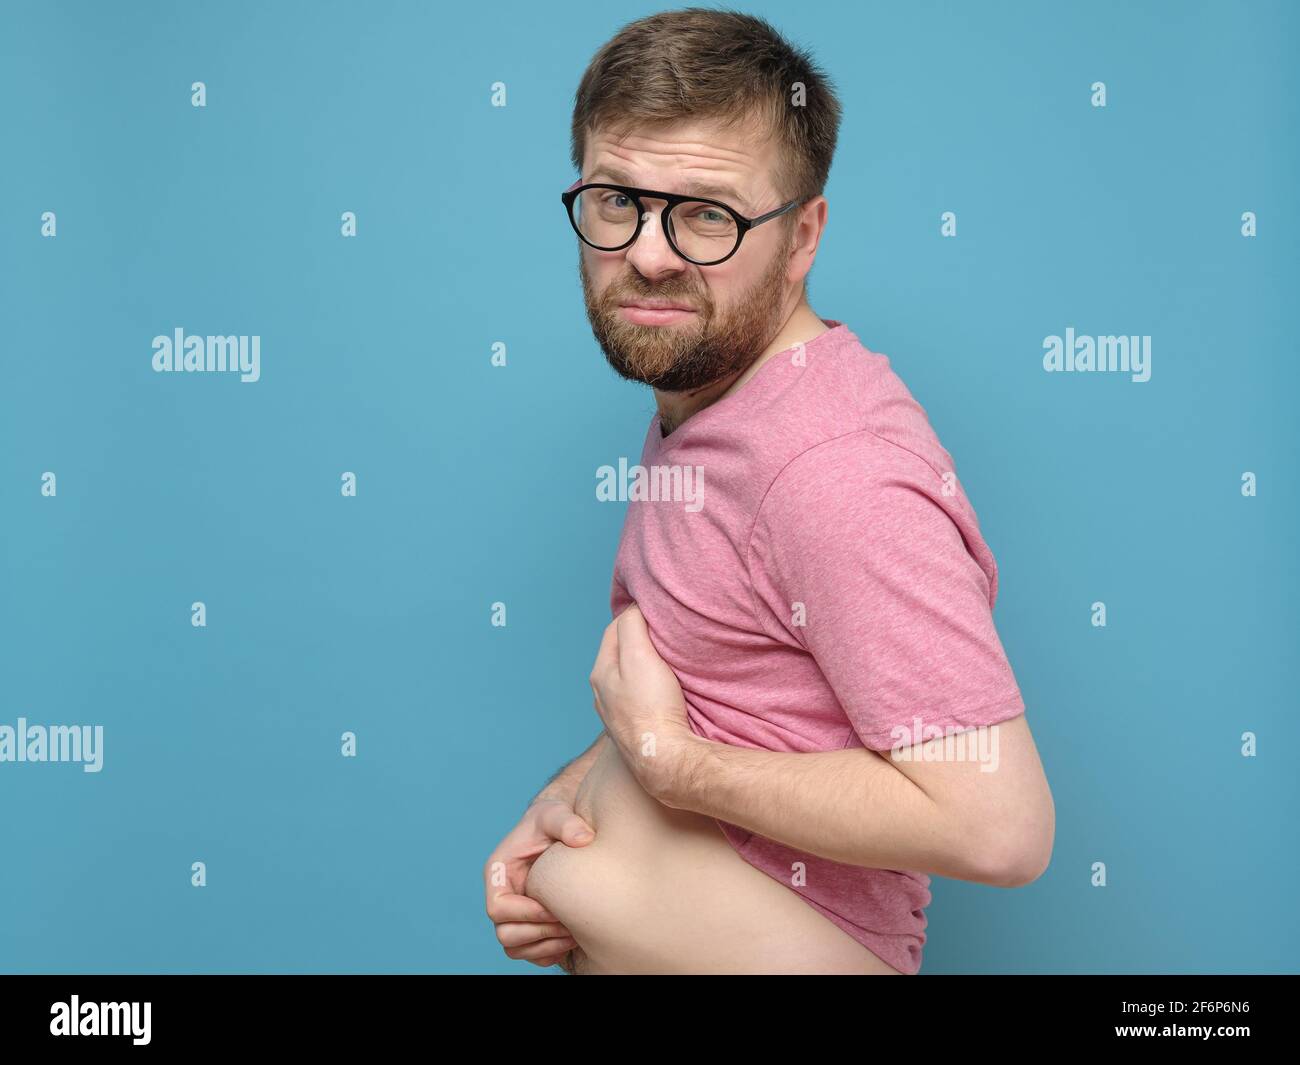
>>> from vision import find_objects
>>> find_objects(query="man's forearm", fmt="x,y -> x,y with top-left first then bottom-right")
668,741 -> 991,882
530,730 -> 607,807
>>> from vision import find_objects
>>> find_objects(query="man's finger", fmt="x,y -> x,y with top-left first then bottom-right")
531,952 -> 573,970
591,617 -> 620,686
486,890 -> 561,925
505,936 -> 579,963
614,602 -> 653,666
533,803 -> 596,846
496,920 -> 575,948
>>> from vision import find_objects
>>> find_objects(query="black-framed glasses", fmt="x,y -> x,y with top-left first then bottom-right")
561,180 -> 799,266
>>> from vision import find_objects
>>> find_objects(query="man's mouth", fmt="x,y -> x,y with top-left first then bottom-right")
617,299 -> 698,326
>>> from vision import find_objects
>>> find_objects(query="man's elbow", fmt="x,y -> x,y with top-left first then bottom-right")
970,807 -> 1055,888
986,838 -> 1053,888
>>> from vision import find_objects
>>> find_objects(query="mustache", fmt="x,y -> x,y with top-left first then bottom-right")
603,277 -> 709,311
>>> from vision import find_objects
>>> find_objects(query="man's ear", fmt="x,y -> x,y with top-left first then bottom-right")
790,196 -> 828,279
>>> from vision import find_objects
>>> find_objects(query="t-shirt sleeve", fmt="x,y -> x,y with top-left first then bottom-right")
748,431 -> 1026,751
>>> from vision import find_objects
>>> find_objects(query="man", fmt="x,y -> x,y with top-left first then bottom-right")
484,7 -> 1054,974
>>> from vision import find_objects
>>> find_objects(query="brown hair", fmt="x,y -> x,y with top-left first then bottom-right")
570,7 -> 842,215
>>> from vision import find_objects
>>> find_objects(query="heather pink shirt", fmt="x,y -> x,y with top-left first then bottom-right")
608,319 -> 1026,975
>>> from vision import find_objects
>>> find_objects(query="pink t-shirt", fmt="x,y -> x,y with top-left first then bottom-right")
608,319 -> 1026,975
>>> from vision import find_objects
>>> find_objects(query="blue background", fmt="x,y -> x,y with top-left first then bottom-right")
1,0 -> 1296,974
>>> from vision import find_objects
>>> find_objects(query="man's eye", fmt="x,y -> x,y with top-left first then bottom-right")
683,206 -> 730,227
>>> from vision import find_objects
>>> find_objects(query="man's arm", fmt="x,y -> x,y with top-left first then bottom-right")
529,730 -> 607,808
594,608 -> 1053,887
594,433 -> 1054,889
663,712 -> 1054,887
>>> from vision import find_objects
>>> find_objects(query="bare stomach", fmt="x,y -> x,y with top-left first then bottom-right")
524,739 -> 902,975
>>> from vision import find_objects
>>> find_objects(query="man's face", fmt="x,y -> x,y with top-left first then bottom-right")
577,119 -> 797,394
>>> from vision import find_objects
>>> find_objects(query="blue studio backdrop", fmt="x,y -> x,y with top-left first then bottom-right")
1,0 -> 1296,974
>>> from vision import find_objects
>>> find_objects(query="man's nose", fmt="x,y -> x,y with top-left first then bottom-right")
623,205 -> 688,278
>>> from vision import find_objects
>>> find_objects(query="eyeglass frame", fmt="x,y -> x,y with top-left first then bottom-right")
561,179 -> 800,266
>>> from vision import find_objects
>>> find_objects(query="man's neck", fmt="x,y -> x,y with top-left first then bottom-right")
655,302 -> 830,437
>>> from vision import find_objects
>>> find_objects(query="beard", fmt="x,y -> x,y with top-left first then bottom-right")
579,229 -> 793,394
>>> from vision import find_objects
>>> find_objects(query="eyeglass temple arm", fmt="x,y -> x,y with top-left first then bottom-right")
748,199 -> 800,227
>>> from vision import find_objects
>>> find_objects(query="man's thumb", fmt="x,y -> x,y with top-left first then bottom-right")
562,816 -> 596,846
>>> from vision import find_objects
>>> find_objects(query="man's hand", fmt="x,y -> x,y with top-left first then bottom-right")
589,603 -> 702,802
483,798 -> 593,967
